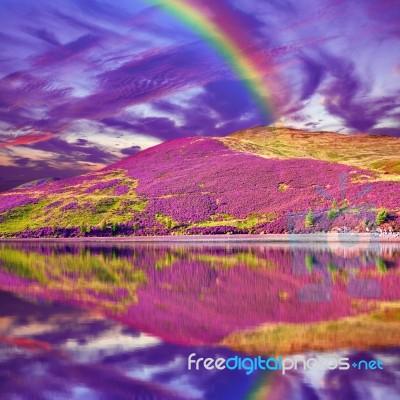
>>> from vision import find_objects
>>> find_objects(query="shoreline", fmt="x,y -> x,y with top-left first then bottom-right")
1,233 -> 400,243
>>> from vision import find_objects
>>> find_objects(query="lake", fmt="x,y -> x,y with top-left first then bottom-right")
0,239 -> 399,399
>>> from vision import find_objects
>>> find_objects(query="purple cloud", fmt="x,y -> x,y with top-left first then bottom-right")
315,53 -> 400,132
121,145 -> 142,155
27,137 -> 117,164
48,42 -> 223,122
25,28 -> 60,46
33,34 -> 102,67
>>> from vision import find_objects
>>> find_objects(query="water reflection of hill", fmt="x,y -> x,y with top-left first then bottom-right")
0,242 -> 399,351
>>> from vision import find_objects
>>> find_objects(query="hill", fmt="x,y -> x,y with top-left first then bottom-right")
0,127 -> 399,237
224,127 -> 400,179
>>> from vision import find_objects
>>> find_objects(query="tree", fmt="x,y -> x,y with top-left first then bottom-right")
376,209 -> 388,226
166,216 -> 173,230
80,224 -> 87,235
305,210 -> 314,228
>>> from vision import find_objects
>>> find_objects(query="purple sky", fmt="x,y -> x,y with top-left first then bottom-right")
0,0 -> 399,190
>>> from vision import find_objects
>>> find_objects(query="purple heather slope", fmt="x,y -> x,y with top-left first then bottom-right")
1,135 -> 400,236
106,136 -> 400,228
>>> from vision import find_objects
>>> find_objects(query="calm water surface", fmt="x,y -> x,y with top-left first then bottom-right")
0,240 -> 399,399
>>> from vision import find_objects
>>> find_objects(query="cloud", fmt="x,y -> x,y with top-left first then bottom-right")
369,127 -> 400,137
0,71 -> 72,133
48,42 -> 223,122
0,132 -> 53,148
32,34 -> 102,67
26,28 -> 60,46
121,145 -> 142,155
0,133 -> 121,190
140,80 -> 264,139
314,53 -> 400,132
101,116 -> 179,140
298,56 -> 327,101
26,137 -> 118,164
280,47 -> 400,132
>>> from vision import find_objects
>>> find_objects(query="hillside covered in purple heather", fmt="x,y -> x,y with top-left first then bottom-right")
0,127 -> 399,238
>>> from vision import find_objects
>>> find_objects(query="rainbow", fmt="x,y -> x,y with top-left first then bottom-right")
150,0 -> 276,123
246,373 -> 273,400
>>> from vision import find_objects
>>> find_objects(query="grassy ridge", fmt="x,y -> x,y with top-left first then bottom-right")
223,127 -> 400,181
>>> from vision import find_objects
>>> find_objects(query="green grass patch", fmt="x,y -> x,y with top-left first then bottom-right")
0,171 -> 150,236
95,199 -> 118,214
0,200 -> 50,236
192,213 -> 276,231
155,213 -> 179,229
327,209 -> 340,219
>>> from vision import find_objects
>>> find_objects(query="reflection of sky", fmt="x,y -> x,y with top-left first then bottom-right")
0,0 -> 399,189
0,287 -> 400,399
0,290 -> 259,399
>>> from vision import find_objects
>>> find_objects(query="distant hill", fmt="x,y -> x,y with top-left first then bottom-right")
0,127 -> 399,237
13,178 -> 60,190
